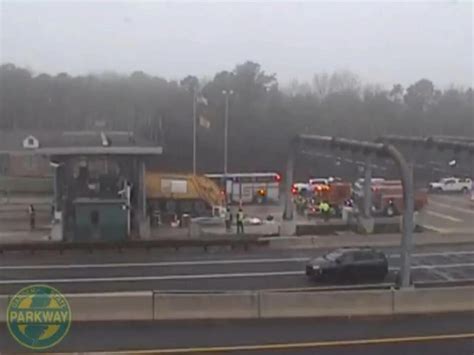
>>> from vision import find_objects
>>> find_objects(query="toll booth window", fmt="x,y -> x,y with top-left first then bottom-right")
90,210 -> 99,226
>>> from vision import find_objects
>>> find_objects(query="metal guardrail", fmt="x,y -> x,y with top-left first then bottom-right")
414,279 -> 474,288
151,279 -> 474,294
265,283 -> 394,293
152,287 -> 381,295
0,237 -> 269,254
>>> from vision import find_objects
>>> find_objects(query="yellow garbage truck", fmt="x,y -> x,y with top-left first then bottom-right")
145,172 -> 225,224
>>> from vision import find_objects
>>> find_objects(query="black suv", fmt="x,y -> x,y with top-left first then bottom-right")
305,247 -> 388,283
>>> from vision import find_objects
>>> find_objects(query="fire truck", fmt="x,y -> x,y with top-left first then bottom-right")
306,181 -> 353,218
371,182 -> 428,217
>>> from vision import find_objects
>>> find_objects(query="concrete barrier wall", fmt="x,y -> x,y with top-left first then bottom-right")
154,292 -> 258,320
66,292 -> 153,321
0,295 -> 9,322
0,287 -> 472,322
260,290 -> 393,318
264,236 -> 316,248
394,286 -> 474,314
295,223 -> 350,236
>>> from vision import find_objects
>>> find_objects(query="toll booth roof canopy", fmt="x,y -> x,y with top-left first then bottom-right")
0,130 -> 162,155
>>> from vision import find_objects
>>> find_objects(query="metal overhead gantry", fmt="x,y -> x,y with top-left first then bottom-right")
283,134 -> 414,288
380,135 -> 474,177
432,135 -> 474,143
300,150 -> 389,172
380,135 -> 474,153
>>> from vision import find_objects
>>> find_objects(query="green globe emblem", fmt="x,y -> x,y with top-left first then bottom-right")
7,284 -> 71,350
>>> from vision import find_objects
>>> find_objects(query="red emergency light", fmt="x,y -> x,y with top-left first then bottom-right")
315,185 -> 330,192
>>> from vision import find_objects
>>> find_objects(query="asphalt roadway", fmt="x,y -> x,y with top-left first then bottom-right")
0,312 -> 473,354
0,243 -> 473,293
421,193 -> 474,235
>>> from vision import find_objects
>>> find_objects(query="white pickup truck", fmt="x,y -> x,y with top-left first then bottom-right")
471,186 -> 474,208
428,177 -> 472,193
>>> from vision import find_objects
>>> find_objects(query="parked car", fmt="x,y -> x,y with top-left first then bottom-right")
428,177 -> 472,193
305,247 -> 388,283
470,185 -> 474,209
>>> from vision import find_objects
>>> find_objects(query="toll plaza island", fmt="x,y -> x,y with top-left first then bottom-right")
0,130 -> 231,242
33,131 -> 162,241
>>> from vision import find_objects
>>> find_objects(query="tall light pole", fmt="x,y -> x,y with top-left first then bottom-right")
222,89 -> 233,205
222,89 -> 234,176
192,89 -> 197,175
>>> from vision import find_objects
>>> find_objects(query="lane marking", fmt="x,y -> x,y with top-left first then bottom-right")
0,258 -> 310,270
428,200 -> 474,215
409,263 -> 474,270
431,194 -> 471,205
428,267 -> 455,281
396,251 -> 474,258
48,332 -> 474,354
0,271 -> 305,284
425,210 -> 463,223
1,250 -> 473,271
420,224 -> 450,233
2,262 -> 474,284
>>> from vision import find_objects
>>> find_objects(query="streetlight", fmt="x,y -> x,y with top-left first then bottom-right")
192,88 -> 197,175
222,89 -> 234,205
222,89 -> 234,176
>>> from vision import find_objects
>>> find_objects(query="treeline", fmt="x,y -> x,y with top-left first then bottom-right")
0,62 -> 472,175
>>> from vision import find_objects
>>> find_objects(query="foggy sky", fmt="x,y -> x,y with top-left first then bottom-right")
1,1 -> 472,88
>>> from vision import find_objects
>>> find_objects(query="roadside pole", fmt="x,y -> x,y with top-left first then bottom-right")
385,145 -> 414,288
223,90 -> 230,178
192,89 -> 197,175
363,155 -> 372,218
222,90 -> 233,206
283,141 -> 296,220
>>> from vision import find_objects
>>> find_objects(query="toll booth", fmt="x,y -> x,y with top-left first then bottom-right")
37,131 -> 162,241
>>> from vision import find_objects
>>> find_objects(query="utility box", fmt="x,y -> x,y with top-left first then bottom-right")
73,198 -> 128,241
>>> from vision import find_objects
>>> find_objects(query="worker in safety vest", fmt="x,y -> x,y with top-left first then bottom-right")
319,201 -> 331,222
236,208 -> 244,234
